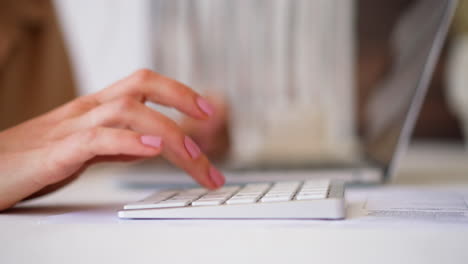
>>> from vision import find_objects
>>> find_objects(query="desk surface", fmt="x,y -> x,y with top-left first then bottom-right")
2,142 -> 468,264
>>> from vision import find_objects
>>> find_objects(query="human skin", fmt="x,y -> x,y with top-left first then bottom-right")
0,69 -> 225,211
180,93 -> 231,161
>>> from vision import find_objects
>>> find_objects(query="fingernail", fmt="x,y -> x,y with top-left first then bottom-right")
141,135 -> 162,148
209,166 -> 225,187
184,136 -> 201,159
196,96 -> 215,117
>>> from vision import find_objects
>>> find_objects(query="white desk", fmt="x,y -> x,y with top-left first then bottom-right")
1,143 -> 468,264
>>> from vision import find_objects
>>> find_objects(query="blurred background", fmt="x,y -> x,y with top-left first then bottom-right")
2,0 -> 467,168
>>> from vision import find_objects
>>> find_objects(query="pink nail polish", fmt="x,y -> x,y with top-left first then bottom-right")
184,136 -> 201,159
141,135 -> 162,148
209,166 -> 225,187
196,97 -> 215,117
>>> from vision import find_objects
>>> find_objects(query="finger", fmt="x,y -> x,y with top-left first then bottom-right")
181,94 -> 230,159
42,127 -> 163,186
94,69 -> 215,120
65,97 -> 225,189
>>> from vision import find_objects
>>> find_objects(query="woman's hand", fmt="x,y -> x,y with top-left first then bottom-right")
181,94 -> 230,161
0,69 -> 225,210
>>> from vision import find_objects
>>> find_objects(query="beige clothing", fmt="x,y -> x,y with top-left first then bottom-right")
0,0 -> 76,131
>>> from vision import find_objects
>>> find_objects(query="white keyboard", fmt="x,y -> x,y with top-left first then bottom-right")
118,180 -> 345,219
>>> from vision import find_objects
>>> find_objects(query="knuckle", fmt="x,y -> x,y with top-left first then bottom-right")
68,96 -> 100,114
130,68 -> 155,85
77,128 -> 100,145
113,97 -> 136,113
156,78 -> 193,101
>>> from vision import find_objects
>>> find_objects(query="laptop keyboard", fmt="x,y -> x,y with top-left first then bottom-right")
124,180 -> 330,210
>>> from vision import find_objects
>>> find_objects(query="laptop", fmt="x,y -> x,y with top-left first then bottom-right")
118,0 -> 457,220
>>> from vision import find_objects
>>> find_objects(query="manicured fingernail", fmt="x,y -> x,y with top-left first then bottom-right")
196,96 -> 215,117
209,166 -> 225,187
141,135 -> 162,148
184,136 -> 201,159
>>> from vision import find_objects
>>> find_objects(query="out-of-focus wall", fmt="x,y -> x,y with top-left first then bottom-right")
53,0 -> 153,95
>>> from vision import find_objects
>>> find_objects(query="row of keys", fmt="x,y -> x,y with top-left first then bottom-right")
192,186 -> 240,206
154,188 -> 207,208
123,190 -> 178,209
123,189 -> 206,209
226,183 -> 270,205
124,180 -> 330,209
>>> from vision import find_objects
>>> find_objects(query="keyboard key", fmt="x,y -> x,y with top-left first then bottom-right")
177,195 -> 205,200
123,190 -> 178,209
225,183 -> 270,205
209,186 -> 240,194
135,188 -> 209,208
266,191 -> 294,195
296,193 -> 327,200
231,193 -> 258,198
139,190 -> 178,201
258,181 -> 300,203
153,200 -> 191,208
269,182 -> 299,191
192,186 -> 240,206
273,181 -> 301,187
260,194 -> 292,203
179,188 -> 207,195
192,199 -> 224,206
241,183 -> 271,191
173,192 -> 204,199
303,179 -> 330,187
299,190 -> 327,195
296,180 -> 329,200
226,197 -> 259,205
199,193 -> 227,198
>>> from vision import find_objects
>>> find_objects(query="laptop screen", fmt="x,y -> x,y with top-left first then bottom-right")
363,0 -> 457,181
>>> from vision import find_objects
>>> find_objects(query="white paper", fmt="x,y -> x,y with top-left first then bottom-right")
365,189 -> 468,220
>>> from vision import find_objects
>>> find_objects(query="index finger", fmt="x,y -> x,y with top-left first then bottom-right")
94,69 -> 215,120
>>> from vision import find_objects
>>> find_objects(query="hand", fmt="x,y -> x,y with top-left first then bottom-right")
181,93 -> 230,161
0,69 -> 225,210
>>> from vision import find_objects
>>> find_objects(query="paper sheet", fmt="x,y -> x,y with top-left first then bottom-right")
365,189 -> 468,220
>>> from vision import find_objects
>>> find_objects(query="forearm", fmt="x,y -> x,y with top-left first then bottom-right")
0,151 -> 46,211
